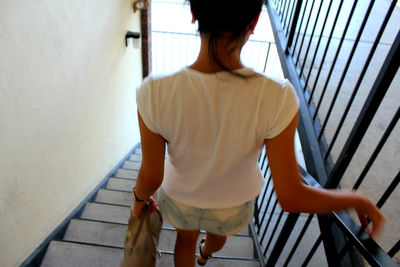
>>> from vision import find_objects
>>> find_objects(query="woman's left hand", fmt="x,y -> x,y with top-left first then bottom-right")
133,196 -> 158,218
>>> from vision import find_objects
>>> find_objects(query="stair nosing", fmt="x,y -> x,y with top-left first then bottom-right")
93,201 -> 131,208
54,239 -> 124,251
108,176 -> 137,181
118,168 -> 139,171
98,188 -> 133,194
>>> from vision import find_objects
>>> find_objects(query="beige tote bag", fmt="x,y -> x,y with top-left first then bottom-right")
120,203 -> 163,267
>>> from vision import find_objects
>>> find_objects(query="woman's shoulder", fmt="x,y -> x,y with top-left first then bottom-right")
140,69 -> 189,89
243,69 -> 294,94
247,69 -> 290,87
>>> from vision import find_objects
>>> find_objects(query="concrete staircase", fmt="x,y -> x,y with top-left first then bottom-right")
40,148 -> 261,267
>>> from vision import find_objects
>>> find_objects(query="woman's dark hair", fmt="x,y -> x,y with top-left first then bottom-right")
188,0 -> 263,75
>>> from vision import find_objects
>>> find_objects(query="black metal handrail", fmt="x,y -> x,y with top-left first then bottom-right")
253,0 -> 400,266
253,156 -> 398,266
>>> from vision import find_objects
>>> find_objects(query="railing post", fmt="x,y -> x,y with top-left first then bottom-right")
285,0 -> 303,54
140,2 -> 152,77
326,30 -> 400,189
265,213 -> 300,267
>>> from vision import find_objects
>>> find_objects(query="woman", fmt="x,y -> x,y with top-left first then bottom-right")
132,0 -> 385,266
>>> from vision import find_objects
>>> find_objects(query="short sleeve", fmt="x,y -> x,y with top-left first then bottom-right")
136,78 -> 160,134
265,80 -> 299,139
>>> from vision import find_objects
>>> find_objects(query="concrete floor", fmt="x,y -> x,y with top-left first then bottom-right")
150,0 -> 399,264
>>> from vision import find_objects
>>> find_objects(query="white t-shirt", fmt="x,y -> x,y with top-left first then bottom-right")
136,67 -> 299,209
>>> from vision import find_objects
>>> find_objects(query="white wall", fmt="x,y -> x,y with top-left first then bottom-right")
0,1 -> 142,266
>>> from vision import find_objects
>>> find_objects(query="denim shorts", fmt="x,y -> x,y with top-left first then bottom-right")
158,188 -> 255,236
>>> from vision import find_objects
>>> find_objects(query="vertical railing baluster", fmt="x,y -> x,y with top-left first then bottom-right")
317,0 -> 376,141
388,240 -> 400,257
308,0 -> 344,102
295,0 -> 315,65
260,153 -> 268,170
285,0 -> 297,36
292,0 -> 308,57
376,171 -> 400,208
353,106 -> 400,189
257,175 -> 274,234
323,0 -> 398,160
256,170 -> 271,226
282,0 -> 292,28
277,0 -> 284,15
298,0 -> 324,78
260,199 -> 279,244
285,0 -> 303,54
312,0 -> 358,122
263,43 -> 272,73
254,196 -> 261,228
326,30 -> 400,189
303,0 -> 334,91
283,214 -> 314,267
281,0 -> 289,23
301,235 -> 323,267
264,210 -> 285,254
263,164 -> 270,178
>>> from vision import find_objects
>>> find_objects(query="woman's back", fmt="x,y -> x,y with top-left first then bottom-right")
136,67 -> 299,208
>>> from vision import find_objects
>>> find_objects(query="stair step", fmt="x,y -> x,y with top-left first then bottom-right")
135,148 -> 142,154
41,241 -> 259,267
122,160 -> 141,170
40,241 -> 123,267
81,203 -> 131,224
106,177 -> 135,191
63,220 -> 254,259
115,169 -> 138,179
81,202 -> 173,228
80,202 -> 249,236
95,189 -> 132,206
64,220 -> 127,248
129,154 -> 142,161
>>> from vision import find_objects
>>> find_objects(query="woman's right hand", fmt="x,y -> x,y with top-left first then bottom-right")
354,192 -> 386,240
133,196 -> 158,219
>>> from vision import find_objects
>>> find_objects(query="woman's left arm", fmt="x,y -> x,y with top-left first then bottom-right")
133,111 -> 166,218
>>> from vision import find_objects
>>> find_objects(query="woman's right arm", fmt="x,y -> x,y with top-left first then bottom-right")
264,112 -> 385,239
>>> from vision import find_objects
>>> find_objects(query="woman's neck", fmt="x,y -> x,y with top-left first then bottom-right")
188,35 -> 245,73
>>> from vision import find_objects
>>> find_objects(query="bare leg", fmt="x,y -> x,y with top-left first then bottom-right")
197,232 -> 227,265
174,229 -> 200,267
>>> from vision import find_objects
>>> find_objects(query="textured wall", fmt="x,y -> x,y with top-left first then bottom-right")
0,1 -> 142,266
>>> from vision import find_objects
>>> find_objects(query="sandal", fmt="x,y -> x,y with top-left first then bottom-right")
197,238 -> 211,266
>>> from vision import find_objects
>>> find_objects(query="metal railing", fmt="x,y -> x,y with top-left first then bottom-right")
253,157 -> 398,266
151,30 -> 283,77
254,0 -> 400,266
